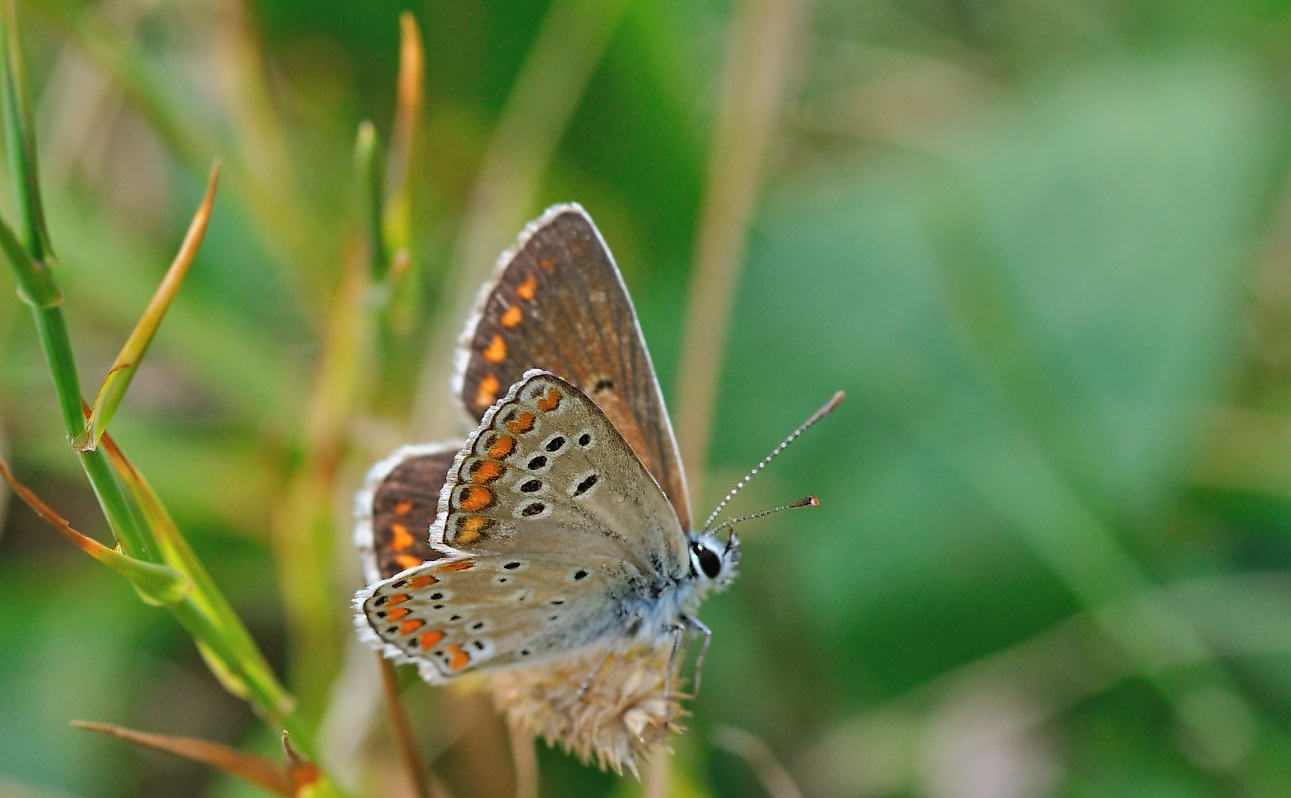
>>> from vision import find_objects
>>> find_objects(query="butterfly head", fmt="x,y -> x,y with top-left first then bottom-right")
688,531 -> 741,590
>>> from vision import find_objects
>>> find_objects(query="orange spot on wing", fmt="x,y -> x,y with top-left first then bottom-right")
570,240 -> 589,257
475,373 -> 500,409
538,256 -> 556,273
387,607 -> 411,621
386,593 -> 410,606
399,618 -> 425,635
516,274 -> 537,301
506,411 -> 536,435
482,334 -> 507,363
439,560 -> 474,572
419,630 -> 445,651
470,460 -> 504,483
500,305 -> 522,328
487,434 -> 515,460
455,528 -> 481,545
409,574 -> 438,588
396,554 -> 421,570
457,486 -> 494,512
394,500 -> 414,516
455,516 -> 490,545
536,386 -> 562,412
446,644 -> 470,671
390,522 -> 414,552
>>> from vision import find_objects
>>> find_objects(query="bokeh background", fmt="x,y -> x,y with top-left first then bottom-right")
2,1 -> 1291,796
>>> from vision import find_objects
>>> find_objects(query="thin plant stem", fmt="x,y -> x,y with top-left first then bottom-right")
0,6 -> 159,564
78,438 -> 156,562
1,0 -> 52,261
674,0 -> 811,505
28,304 -> 84,438
378,657 -> 433,798
713,726 -> 805,798
643,754 -> 671,798
508,720 -> 538,798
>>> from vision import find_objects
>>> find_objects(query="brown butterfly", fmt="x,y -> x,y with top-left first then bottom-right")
353,204 -> 837,771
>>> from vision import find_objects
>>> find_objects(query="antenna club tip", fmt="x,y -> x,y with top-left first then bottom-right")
809,391 -> 845,422
790,495 -> 820,509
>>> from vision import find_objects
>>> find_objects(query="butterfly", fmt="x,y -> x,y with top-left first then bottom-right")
352,204 -> 836,763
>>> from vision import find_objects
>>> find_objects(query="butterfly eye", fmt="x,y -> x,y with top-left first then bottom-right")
691,541 -> 723,580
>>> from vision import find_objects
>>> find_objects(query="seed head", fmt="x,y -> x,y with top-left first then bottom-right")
488,643 -> 687,776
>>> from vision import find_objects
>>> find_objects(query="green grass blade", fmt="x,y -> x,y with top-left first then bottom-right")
0,456 -> 189,605
0,10 -> 159,564
80,162 -> 221,451
99,430 -> 299,725
4,441 -> 312,747
382,12 -> 423,258
0,0 -> 53,261
354,121 -> 387,281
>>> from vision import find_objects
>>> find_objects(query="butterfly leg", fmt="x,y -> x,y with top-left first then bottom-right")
660,620 -> 688,727
575,644 -> 618,700
683,614 -> 713,694
575,610 -> 645,700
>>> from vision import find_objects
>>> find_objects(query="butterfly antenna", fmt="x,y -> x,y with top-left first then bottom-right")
710,496 -> 820,537
702,390 -> 845,532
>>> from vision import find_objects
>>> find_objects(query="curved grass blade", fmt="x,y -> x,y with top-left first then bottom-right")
72,721 -> 297,797
0,456 -> 190,606
78,161 -> 221,452
97,427 -> 301,729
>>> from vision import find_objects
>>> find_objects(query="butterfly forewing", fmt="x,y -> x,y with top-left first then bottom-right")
360,552 -> 636,682
433,371 -> 687,578
456,205 -> 692,531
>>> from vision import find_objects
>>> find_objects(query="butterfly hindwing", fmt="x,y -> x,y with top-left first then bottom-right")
358,552 -> 636,682
354,443 -> 460,584
455,204 -> 693,531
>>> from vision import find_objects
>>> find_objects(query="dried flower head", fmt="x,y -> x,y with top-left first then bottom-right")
488,642 -> 688,776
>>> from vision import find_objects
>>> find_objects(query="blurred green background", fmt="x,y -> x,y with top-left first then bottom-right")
3,0 -> 1291,796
